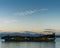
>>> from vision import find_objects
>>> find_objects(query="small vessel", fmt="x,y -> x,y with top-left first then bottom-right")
1,30 -> 55,42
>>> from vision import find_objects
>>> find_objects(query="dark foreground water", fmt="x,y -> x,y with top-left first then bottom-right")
0,38 -> 60,48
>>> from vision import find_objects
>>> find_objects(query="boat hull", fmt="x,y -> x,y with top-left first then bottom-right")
4,39 -> 55,42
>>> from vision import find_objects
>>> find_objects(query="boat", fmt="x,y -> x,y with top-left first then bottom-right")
1,32 -> 55,42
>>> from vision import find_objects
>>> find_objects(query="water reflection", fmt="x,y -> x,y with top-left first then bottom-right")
1,42 -> 55,48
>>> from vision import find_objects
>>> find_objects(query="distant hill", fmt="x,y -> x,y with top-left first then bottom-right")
56,34 -> 60,37
0,32 -> 10,37
0,32 -> 60,38
0,32 -> 42,37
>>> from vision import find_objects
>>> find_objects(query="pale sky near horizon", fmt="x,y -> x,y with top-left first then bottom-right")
0,0 -> 60,32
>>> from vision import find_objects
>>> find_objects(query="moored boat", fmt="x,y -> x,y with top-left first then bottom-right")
1,32 -> 55,42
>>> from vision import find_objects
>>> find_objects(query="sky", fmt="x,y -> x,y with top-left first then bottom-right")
0,0 -> 60,32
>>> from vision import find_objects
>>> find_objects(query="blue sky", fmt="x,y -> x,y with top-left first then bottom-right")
0,0 -> 60,32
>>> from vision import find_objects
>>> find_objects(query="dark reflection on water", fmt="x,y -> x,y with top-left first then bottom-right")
0,41 -> 55,48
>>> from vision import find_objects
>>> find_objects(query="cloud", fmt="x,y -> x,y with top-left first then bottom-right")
3,20 -> 18,24
14,9 -> 36,16
40,9 -> 48,11
13,8 -> 48,16
0,20 -> 18,27
0,19 -> 20,31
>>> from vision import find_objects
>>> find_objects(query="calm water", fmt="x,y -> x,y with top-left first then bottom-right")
0,38 -> 60,48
